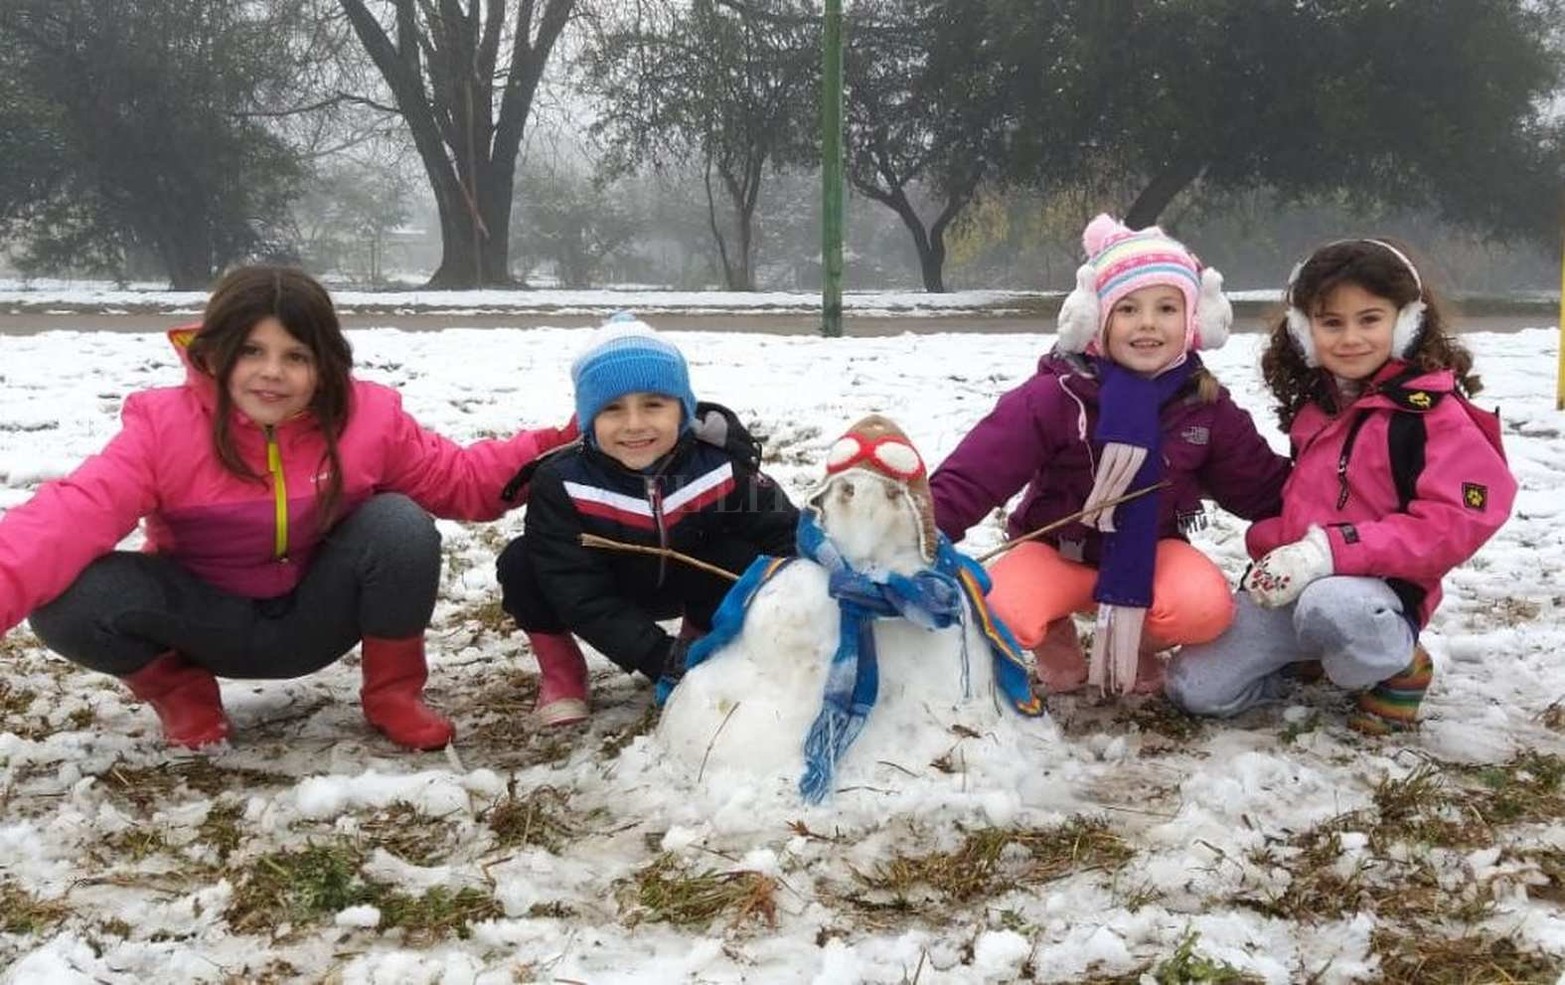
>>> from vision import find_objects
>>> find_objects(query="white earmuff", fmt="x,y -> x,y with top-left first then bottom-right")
1194,266 -> 1232,351
1055,263 -> 1101,354
1283,258 -> 1318,367
1366,239 -> 1427,358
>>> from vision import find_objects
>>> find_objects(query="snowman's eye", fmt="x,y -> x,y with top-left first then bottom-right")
884,485 -> 898,501
838,481 -> 855,500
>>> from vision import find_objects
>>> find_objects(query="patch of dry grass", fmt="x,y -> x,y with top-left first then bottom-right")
359,802 -> 462,866
0,679 -> 37,718
225,842 -> 372,934
599,704 -> 659,758
1541,700 -> 1565,733
482,781 -> 584,854
1467,596 -> 1542,629
1233,756 -> 1565,931
198,801 -> 246,862
617,853 -> 779,930
855,815 -> 1133,907
1450,751 -> 1565,826
224,840 -> 501,941
91,759 -> 290,811
375,885 -> 504,943
447,597 -> 513,636
99,827 -> 171,862
1371,927 -> 1561,984
0,880 -> 71,936
1116,697 -> 1207,746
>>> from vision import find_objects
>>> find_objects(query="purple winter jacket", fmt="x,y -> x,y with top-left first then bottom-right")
930,352 -> 1290,565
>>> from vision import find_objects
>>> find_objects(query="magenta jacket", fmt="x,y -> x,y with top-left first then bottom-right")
931,352 -> 1290,564
0,328 -> 573,633
1245,362 -> 1515,628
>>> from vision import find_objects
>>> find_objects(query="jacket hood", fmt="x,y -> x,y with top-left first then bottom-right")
169,325 -> 218,405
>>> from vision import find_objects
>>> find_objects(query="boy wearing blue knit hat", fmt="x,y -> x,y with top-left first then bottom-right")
497,314 -> 799,726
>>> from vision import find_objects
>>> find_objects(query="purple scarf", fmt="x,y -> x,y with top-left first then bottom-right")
1090,357 -> 1195,607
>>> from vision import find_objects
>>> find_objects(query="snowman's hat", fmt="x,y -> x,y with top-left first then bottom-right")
811,414 -> 939,564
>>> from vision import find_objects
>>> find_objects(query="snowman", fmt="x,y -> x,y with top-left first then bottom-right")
655,414 -> 1046,804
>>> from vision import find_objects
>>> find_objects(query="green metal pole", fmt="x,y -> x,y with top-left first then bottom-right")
820,0 -> 844,337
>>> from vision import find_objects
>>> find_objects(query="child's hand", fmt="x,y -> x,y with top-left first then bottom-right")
1081,442 -> 1148,532
1244,527 -> 1332,608
652,636 -> 695,707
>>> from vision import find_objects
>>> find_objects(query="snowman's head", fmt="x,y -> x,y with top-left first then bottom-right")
807,414 -> 938,574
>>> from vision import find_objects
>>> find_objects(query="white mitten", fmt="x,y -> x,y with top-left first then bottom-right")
1243,526 -> 1333,608
1080,442 -> 1147,532
1087,604 -> 1147,696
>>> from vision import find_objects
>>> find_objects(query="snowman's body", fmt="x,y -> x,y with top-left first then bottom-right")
656,465 -> 1021,794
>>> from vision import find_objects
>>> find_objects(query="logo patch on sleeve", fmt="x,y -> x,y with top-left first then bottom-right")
1462,482 -> 1489,511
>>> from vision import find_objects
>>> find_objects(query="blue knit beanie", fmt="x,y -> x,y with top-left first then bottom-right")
571,312 -> 697,432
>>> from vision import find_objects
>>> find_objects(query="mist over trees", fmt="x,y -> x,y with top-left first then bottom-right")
0,0 -> 1560,293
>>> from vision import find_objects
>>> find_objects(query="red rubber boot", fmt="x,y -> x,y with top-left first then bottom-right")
359,635 -> 455,750
118,651 -> 231,749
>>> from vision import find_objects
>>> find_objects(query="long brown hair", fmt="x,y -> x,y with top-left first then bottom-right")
186,266 -> 354,524
1259,239 -> 1480,430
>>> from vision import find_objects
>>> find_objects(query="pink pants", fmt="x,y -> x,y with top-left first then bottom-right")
986,539 -> 1236,649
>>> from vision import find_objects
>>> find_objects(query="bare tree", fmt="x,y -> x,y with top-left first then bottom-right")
338,0 -> 576,287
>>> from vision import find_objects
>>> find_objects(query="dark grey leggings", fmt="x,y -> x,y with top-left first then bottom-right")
29,494 -> 441,679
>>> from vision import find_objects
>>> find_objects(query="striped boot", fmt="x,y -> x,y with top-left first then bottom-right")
1348,645 -> 1433,735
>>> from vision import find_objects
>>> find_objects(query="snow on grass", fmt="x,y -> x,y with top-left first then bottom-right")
0,322 -> 1562,983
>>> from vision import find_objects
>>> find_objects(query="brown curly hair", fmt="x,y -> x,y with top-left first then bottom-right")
186,265 -> 354,525
1259,239 -> 1481,430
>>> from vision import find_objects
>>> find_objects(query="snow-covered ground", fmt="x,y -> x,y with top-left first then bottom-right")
1,313 -> 1563,984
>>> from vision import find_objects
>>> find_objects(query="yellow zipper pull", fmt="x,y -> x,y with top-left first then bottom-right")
265,426 -> 289,560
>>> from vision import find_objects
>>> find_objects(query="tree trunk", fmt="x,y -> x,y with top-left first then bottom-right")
853,181 -> 948,293
1124,157 -> 1207,229
339,0 -> 571,289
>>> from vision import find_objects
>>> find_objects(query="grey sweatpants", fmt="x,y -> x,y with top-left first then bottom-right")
1164,576 -> 1418,718
28,494 -> 441,679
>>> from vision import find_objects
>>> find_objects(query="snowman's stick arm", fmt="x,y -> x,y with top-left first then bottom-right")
578,533 -> 741,582
974,481 -> 1171,564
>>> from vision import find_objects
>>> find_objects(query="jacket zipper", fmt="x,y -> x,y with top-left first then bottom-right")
1335,411 -> 1372,510
265,425 -> 290,561
646,475 -> 668,586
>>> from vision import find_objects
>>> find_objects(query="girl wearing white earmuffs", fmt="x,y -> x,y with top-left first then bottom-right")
1165,238 -> 1516,734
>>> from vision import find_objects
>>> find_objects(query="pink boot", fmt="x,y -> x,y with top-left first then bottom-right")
529,632 -> 589,726
1034,618 -> 1087,694
118,651 -> 231,749
359,635 -> 455,750
1132,639 -> 1170,696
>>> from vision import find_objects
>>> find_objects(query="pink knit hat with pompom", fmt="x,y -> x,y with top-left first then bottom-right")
1055,214 -> 1231,356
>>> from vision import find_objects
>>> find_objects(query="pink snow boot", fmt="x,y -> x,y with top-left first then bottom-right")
529,632 -> 590,727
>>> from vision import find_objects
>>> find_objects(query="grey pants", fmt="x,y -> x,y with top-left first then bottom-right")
1165,576 -> 1417,718
29,494 -> 441,679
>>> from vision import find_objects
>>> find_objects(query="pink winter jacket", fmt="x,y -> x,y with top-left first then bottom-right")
1245,362 -> 1515,628
0,328 -> 573,634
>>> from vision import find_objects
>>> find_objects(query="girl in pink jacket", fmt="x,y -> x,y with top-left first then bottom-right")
1166,239 -> 1516,733
0,266 -> 573,751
